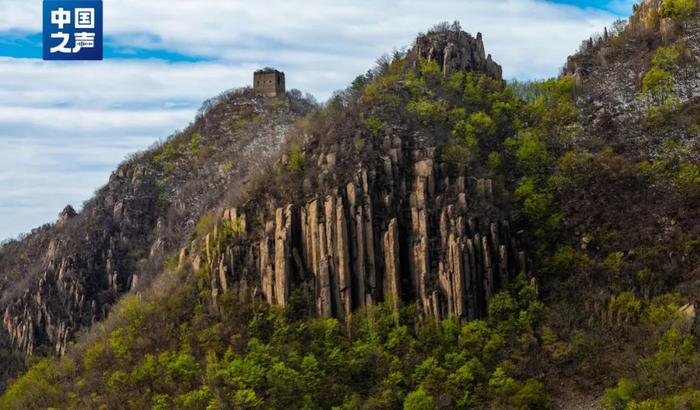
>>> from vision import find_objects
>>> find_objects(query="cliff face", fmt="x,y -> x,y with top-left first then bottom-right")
4,11 -> 700,405
187,138 -> 526,322
176,28 -> 522,323
0,90 -> 315,357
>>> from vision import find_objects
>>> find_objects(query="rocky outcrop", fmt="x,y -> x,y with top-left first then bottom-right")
411,27 -> 502,80
2,169 -> 160,356
57,205 -> 77,227
196,130 -> 528,322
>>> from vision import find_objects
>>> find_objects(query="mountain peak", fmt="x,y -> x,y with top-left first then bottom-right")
409,21 -> 503,80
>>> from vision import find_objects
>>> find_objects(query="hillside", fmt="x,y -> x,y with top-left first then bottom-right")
0,88 -> 316,386
1,1 -> 700,408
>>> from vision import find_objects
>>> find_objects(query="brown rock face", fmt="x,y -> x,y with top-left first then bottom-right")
195,133 -> 528,322
411,27 -> 502,80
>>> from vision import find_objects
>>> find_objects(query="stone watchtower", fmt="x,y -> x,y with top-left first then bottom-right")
253,68 -> 285,97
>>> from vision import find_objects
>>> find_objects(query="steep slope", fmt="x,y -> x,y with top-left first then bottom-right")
539,0 -> 700,405
0,89 -> 315,363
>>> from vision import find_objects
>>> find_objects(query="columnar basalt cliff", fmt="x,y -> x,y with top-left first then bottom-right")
185,31 -> 526,321
189,150 -> 527,321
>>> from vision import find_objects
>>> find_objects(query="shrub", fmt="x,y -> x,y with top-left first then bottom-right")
515,177 -> 554,224
189,133 -> 201,152
604,378 -> 636,410
486,151 -> 502,171
644,97 -> 681,128
364,79 -> 400,105
660,0 -> 697,22
0,359 -> 63,410
603,252 -> 625,274
419,59 -> 442,85
652,46 -> 680,71
546,246 -> 590,277
195,212 -> 217,238
440,144 -> 472,164
642,67 -> 675,103
516,132 -> 551,175
154,141 -> 185,171
407,98 -> 448,124
287,143 -> 304,173
608,292 -> 642,323
363,117 -> 387,140
450,112 -> 496,159
676,162 -> 700,197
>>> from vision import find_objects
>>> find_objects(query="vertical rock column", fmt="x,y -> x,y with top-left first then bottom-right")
437,203 -> 471,319
335,198 -> 352,318
346,182 -> 366,309
383,218 -> 401,314
360,171 -> 377,306
409,159 -> 434,316
259,233 -> 274,304
300,195 -> 353,318
274,205 -> 293,306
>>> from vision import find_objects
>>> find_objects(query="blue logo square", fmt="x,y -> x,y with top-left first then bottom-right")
43,0 -> 103,61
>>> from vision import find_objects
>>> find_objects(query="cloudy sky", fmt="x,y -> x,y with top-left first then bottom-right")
0,0 -> 635,241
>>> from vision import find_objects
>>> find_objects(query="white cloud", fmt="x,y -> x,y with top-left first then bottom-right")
0,59 -> 236,240
2,0 -> 624,82
0,0 -> 630,240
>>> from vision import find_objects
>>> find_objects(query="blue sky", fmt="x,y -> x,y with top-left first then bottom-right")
0,0 -> 635,241
551,0 -> 634,13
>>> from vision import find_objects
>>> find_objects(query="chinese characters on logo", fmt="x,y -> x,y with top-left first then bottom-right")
43,1 -> 103,60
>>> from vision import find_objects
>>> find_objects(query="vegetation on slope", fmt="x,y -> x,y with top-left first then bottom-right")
0,267 -> 548,409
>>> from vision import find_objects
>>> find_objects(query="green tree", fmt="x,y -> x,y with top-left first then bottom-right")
514,131 -> 551,175
676,162 -> 700,197
642,67 -> 675,104
403,388 -> 437,410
